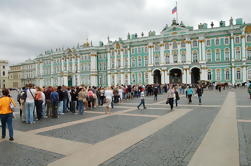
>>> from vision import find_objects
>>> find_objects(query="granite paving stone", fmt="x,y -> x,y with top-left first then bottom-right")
100,107 -> 219,166
0,141 -> 64,166
39,115 -> 155,144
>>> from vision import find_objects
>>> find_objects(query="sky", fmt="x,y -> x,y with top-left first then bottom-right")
0,0 -> 250,65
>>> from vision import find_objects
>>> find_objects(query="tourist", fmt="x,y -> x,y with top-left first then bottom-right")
153,85 -> 158,101
174,87 -> 180,107
44,86 -> 53,118
25,84 -> 36,124
70,87 -> 77,113
62,86 -> 69,113
50,88 -> 59,118
187,86 -> 193,104
99,88 -> 105,105
0,88 -> 16,141
87,88 -> 94,110
17,87 -> 27,122
57,86 -> 64,115
248,83 -> 251,99
78,88 -> 86,114
196,85 -> 203,105
137,88 -> 146,110
166,86 -> 175,110
104,87 -> 113,114
35,87 -> 43,120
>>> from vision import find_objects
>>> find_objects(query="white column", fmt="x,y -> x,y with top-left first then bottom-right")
201,40 -> 206,62
107,74 -> 111,86
160,42 -> 165,65
232,67 -> 235,85
182,70 -> 186,84
170,50 -> 174,64
66,58 -> 69,72
76,74 -> 80,86
114,51 -> 117,68
148,44 -> 153,65
51,60 -> 54,74
107,52 -> 111,70
177,43 -> 181,63
72,57 -> 75,72
61,59 -> 64,71
35,63 -> 38,77
90,54 -> 97,72
161,70 -> 165,84
186,39 -> 192,64
121,73 -> 125,84
77,57 -> 80,72
243,66 -> 247,82
121,51 -> 124,68
127,50 -> 131,69
164,70 -> 169,84
63,76 -> 68,86
187,69 -> 191,84
90,74 -> 98,86
198,40 -> 202,62
148,71 -> 153,84
72,75 -> 76,86
231,33 -> 235,62
242,34 -> 246,61
40,63 -> 43,76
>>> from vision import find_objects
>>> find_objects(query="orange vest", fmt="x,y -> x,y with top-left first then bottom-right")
0,96 -> 16,114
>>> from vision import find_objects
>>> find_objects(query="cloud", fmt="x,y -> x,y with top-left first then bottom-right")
0,0 -> 250,65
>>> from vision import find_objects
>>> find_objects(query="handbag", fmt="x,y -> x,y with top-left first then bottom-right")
166,98 -> 169,104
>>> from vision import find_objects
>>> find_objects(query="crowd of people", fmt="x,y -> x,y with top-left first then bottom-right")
0,81 -> 251,141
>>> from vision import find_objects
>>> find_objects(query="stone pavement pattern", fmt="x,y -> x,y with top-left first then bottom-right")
0,89 -> 250,166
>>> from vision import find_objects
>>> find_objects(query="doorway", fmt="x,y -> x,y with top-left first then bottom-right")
153,69 -> 161,84
191,67 -> 200,84
169,69 -> 182,84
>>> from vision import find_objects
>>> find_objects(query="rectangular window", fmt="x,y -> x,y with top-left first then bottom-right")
138,47 -> 141,54
235,36 -> 240,44
193,40 -> 198,47
154,55 -> 160,66
132,57 -> 136,67
215,49 -> 221,61
181,51 -> 186,63
247,50 -> 251,60
215,39 -> 220,46
225,70 -> 230,80
131,48 -> 135,54
138,56 -> 142,66
144,56 -> 148,66
208,71 -> 211,80
224,38 -> 229,45
165,53 -> 170,64
237,70 -> 241,80
216,70 -> 221,81
173,54 -> 178,63
235,48 -> 241,60
206,40 -> 211,47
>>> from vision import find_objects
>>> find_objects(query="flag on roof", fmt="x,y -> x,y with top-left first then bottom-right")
172,6 -> 177,14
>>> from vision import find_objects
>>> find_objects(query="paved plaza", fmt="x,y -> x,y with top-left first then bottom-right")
0,88 -> 251,166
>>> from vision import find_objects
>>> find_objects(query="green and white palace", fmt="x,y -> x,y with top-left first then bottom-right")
19,17 -> 251,87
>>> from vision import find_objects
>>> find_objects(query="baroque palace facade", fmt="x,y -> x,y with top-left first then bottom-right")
17,18 -> 251,87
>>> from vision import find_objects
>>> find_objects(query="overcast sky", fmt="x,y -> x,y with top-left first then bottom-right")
0,0 -> 250,65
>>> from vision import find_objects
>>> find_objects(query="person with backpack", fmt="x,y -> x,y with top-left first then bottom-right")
0,89 -> 16,141
196,85 -> 203,105
50,88 -> 59,118
187,86 -> 193,104
25,84 -> 36,124
17,87 -> 27,122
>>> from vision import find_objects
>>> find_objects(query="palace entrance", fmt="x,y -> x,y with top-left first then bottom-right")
191,67 -> 200,84
169,69 -> 182,84
153,69 -> 161,84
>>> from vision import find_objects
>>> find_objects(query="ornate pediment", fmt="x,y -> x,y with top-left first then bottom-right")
161,20 -> 191,35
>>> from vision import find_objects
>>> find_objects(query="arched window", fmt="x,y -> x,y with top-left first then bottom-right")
235,47 -> 241,60
247,35 -> 251,42
206,50 -> 212,62
225,69 -> 230,80
224,48 -> 230,61
215,49 -> 221,61
208,70 -> 212,80
192,50 -> 198,63
236,68 -> 241,80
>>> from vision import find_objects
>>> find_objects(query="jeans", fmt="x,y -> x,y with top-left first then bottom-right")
0,113 -> 13,138
57,101 -> 63,114
137,99 -> 146,109
25,102 -> 35,123
52,102 -> 58,118
168,98 -> 174,110
198,96 -> 202,103
63,98 -> 68,113
78,100 -> 84,114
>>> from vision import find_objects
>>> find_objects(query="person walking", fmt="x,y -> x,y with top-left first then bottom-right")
174,87 -> 180,107
70,87 -> 77,113
104,87 -> 113,114
153,85 -> 158,101
78,88 -> 86,115
0,89 -> 16,141
166,86 -> 175,110
248,83 -> 251,99
196,85 -> 203,105
137,89 -> 146,110
25,84 -> 36,124
44,86 -> 53,118
187,86 -> 193,104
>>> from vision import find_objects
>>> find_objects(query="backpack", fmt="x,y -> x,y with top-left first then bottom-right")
17,90 -> 27,103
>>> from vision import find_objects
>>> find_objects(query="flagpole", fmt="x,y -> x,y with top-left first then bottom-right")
176,1 -> 178,24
